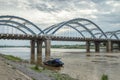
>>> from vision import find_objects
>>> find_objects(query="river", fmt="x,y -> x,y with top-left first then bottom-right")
0,47 -> 120,80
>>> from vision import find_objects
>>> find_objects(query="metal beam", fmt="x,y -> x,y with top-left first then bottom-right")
0,20 -> 36,34
0,23 -> 27,34
0,15 -> 44,34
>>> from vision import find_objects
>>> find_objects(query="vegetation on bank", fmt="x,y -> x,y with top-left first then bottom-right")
50,72 -> 78,80
3,55 -> 22,62
101,74 -> 108,80
30,65 -> 78,80
0,45 -> 29,48
30,65 -> 43,72
51,45 -> 95,49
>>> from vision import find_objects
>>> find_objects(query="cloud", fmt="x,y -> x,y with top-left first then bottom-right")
0,0 -> 120,31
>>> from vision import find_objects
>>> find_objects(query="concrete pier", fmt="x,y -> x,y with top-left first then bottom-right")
30,39 -> 51,65
45,39 -> 51,60
30,40 -> 35,64
119,42 -> 120,51
106,40 -> 112,53
37,40 -> 43,65
95,41 -> 100,53
86,41 -> 90,53
86,41 -> 90,56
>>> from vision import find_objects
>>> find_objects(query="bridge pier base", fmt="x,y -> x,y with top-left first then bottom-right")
95,41 -> 100,53
86,41 -> 90,53
45,39 -> 51,60
36,40 -> 43,66
30,40 -> 35,64
106,40 -> 112,53
118,42 -> 120,51
86,41 -> 90,56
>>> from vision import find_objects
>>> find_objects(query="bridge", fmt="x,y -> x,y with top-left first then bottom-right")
0,15 -> 120,65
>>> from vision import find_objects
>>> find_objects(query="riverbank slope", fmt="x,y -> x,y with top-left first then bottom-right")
0,55 -> 32,80
0,54 -> 78,80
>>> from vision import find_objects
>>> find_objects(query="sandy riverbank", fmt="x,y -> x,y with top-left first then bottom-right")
0,54 -> 77,80
0,54 -> 55,80
0,55 -> 32,80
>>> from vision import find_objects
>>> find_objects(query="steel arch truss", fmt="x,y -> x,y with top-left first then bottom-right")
99,30 -> 120,40
0,15 -> 43,35
43,18 -> 107,39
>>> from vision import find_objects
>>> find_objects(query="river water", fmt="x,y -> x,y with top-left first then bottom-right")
0,47 -> 120,80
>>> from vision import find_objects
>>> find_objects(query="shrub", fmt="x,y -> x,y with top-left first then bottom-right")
101,74 -> 108,80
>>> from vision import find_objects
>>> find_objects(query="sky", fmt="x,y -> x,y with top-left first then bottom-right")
0,0 -> 120,30
0,0 -> 120,45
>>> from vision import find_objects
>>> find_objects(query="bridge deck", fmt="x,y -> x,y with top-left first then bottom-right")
0,34 -> 119,42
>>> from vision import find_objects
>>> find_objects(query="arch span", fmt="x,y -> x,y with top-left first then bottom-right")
0,23 -> 27,34
110,30 -> 120,40
43,18 -> 107,39
0,15 -> 44,35
100,30 -> 120,40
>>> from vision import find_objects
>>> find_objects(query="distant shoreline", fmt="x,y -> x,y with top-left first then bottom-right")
0,45 -> 106,49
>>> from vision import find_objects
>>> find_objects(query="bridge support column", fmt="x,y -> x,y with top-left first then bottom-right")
86,41 -> 90,56
106,40 -> 112,53
30,40 -> 35,64
118,42 -> 120,51
45,39 -> 51,60
37,40 -> 43,66
95,41 -> 100,53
